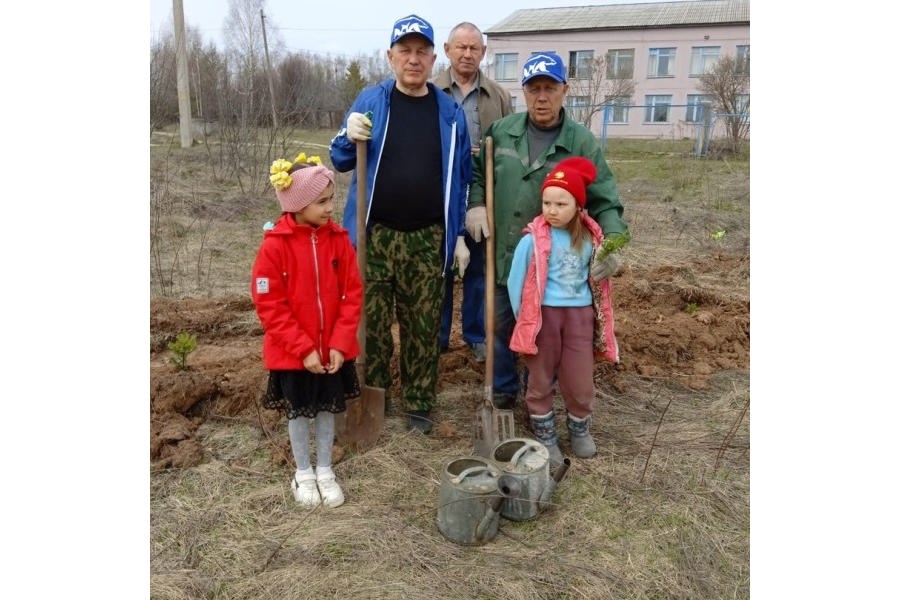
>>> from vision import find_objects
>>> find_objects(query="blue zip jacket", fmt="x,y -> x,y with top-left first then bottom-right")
330,79 -> 472,273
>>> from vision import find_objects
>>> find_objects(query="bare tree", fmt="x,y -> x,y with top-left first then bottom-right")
358,50 -> 391,84
150,31 -> 177,134
566,55 -> 636,132
218,0 -> 282,193
224,0 -> 266,78
698,54 -> 750,153
342,61 -> 367,109
277,52 -> 326,127
151,25 -> 210,133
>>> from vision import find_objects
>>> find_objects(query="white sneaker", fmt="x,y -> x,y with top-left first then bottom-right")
291,470 -> 321,507
316,468 -> 345,508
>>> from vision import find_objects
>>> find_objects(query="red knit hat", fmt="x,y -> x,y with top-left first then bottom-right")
273,164 -> 335,213
541,157 -> 597,208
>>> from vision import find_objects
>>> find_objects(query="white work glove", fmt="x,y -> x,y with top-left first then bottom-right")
590,253 -> 621,280
453,236 -> 470,278
465,206 -> 490,242
347,112 -> 372,142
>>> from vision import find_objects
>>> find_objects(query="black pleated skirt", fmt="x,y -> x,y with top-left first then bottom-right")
262,360 -> 360,419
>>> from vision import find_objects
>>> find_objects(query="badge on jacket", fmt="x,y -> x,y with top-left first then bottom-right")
255,277 -> 269,294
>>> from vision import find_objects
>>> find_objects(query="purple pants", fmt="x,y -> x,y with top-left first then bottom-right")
522,305 -> 595,419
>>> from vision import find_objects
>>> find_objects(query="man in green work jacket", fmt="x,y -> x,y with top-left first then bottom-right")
465,50 -> 630,414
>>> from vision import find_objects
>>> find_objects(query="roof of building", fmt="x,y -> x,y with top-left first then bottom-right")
486,0 -> 749,35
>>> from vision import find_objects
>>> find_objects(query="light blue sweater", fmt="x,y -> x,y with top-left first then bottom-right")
508,228 -> 593,318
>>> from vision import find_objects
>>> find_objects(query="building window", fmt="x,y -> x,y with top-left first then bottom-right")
568,50 -> 594,79
644,95 -> 672,123
510,96 -> 518,112
566,95 -> 590,122
736,45 -> 750,75
736,94 -> 749,114
648,48 -> 676,78
690,46 -> 721,76
604,96 -> 630,123
686,94 -> 713,122
606,49 -> 634,79
495,53 -> 518,81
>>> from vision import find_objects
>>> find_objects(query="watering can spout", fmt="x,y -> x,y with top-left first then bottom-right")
538,458 -> 571,510
474,475 -> 521,543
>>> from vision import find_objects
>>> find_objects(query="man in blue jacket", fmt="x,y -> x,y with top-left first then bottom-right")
330,14 -> 472,434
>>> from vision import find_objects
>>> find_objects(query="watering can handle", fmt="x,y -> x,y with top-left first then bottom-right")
509,444 -> 534,466
450,466 -> 493,485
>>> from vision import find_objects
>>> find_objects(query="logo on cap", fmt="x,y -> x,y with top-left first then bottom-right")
391,15 -> 434,46
521,52 -> 566,84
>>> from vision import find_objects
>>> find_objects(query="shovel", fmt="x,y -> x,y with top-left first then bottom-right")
474,136 -> 516,457
335,140 -> 385,449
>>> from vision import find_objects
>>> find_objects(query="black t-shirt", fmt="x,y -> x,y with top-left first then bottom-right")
370,86 -> 444,231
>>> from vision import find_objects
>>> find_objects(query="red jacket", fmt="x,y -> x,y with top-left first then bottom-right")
251,214 -> 362,370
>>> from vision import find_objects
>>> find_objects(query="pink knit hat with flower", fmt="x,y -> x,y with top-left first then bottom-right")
272,164 -> 335,213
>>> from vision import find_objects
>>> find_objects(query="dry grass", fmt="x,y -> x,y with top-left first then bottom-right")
150,131 -> 750,599
151,370 -> 748,599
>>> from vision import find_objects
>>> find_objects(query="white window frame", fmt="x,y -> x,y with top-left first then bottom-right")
568,50 -> 594,79
736,45 -> 750,75
686,94 -> 713,122
690,46 -> 721,77
566,95 -> 590,122
606,49 -> 634,79
605,96 -> 630,123
495,53 -> 518,81
648,48 -> 676,78
644,94 -> 672,123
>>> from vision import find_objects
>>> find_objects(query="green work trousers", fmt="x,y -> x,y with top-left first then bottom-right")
365,223 -> 445,412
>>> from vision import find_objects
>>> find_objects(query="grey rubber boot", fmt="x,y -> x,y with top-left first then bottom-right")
530,411 -> 564,466
567,413 -> 597,458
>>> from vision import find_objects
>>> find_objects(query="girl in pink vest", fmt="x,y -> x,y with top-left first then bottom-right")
507,157 -> 614,464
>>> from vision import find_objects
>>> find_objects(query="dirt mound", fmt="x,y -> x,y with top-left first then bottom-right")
150,258 -> 749,469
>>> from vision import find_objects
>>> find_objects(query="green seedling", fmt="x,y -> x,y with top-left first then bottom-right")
686,302 -> 699,315
594,229 -> 632,263
711,229 -> 726,240
168,332 -> 198,371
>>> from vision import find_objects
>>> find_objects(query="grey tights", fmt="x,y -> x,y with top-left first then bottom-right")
287,412 -> 335,471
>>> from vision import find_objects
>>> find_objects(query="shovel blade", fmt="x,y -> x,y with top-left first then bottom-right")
474,403 -> 495,457
474,400 -> 515,458
335,384 -> 385,450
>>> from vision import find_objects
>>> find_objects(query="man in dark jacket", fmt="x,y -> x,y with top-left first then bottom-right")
433,22 -> 513,363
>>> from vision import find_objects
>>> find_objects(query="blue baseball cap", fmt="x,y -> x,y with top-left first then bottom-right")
521,51 -> 567,85
390,14 -> 434,47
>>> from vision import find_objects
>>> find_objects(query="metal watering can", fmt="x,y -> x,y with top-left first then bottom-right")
491,438 -> 571,521
436,457 -> 521,546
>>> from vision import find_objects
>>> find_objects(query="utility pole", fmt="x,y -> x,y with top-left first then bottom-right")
173,0 -> 193,148
260,9 -> 279,130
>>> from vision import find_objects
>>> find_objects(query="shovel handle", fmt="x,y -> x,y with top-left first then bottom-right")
356,141 -> 368,367
484,136 -> 495,403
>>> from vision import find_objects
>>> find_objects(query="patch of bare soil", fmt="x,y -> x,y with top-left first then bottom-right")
150,256 -> 749,469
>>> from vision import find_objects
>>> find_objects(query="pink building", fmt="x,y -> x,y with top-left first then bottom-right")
484,0 -> 750,140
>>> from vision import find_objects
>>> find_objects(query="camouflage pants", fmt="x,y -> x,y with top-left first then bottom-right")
365,223 -> 445,412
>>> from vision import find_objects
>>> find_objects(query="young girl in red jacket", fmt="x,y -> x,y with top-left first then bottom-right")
251,156 -> 363,508
506,157 -> 618,466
